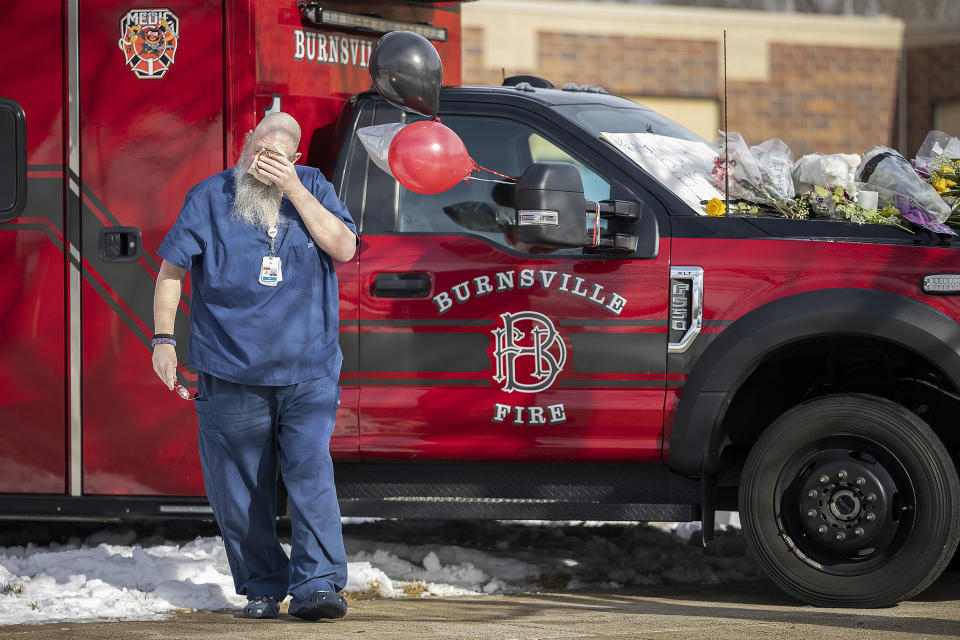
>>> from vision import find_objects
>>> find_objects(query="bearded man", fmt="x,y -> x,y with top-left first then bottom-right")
151,112 -> 357,621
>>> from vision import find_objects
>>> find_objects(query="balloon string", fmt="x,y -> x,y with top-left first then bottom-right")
593,202 -> 600,247
473,162 -> 518,182
463,176 -> 514,184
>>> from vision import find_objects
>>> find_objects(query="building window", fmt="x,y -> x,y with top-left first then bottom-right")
935,99 -> 960,139
625,96 -> 720,143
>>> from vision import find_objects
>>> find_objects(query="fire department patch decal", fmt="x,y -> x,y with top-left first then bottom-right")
491,311 -> 566,394
429,269 -> 630,427
118,9 -> 180,79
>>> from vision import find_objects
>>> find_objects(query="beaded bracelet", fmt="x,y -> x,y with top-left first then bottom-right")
151,337 -> 176,348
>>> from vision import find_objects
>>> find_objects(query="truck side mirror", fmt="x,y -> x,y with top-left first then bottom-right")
514,162 -> 586,248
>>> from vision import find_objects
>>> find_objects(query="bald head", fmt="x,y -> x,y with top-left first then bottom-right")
240,112 -> 302,166
256,112 -> 301,148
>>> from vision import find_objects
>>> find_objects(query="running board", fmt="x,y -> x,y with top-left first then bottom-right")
333,461 -> 700,521
339,498 -> 696,521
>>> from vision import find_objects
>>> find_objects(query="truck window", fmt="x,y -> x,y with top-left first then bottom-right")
554,103 -> 705,144
396,115 -> 610,253
0,98 -> 26,222
527,133 -> 610,201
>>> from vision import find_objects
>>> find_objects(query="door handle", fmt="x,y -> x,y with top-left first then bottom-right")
372,272 -> 432,298
98,226 -> 142,263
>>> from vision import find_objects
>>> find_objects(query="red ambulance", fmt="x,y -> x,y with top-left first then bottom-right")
0,0 -> 461,504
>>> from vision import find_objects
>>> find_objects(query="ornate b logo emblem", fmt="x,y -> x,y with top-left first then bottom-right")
491,311 -> 566,393
118,9 -> 180,80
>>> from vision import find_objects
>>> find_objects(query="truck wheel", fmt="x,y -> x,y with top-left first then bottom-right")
739,394 -> 960,607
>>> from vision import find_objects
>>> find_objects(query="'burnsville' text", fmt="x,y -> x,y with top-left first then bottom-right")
432,269 -> 628,316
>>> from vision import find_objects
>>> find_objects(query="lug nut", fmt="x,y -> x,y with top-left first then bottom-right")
854,527 -> 864,536
819,475 -> 830,484
807,509 -> 817,518
818,526 -> 827,534
836,532 -> 846,541
867,493 -> 877,502
856,477 -> 866,486
866,513 -> 876,521
838,470 -> 848,480
808,490 -> 818,498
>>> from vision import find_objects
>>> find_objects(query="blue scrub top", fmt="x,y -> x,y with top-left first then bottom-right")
158,166 -> 357,386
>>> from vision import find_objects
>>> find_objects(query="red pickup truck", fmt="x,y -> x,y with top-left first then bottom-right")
2,0 -> 958,609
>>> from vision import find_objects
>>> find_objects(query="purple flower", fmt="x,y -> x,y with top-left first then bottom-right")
911,160 -> 931,180
895,195 -> 954,235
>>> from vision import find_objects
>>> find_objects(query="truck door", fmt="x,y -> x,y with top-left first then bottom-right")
357,104 -> 670,461
78,2 -> 223,495
0,2 -> 67,493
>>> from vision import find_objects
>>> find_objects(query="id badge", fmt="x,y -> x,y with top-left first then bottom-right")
259,256 -> 282,286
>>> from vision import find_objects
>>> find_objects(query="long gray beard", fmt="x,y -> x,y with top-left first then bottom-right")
231,163 -> 283,230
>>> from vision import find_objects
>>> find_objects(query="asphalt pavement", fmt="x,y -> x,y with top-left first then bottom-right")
4,571 -> 959,640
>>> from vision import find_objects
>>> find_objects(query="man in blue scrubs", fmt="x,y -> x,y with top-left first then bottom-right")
151,112 -> 357,621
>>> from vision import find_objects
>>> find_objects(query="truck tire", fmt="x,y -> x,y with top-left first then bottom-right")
738,393 -> 960,607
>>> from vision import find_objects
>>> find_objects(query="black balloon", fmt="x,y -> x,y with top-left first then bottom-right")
369,31 -> 442,118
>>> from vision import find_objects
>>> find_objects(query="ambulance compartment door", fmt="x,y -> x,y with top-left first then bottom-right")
0,3 -> 68,493
78,2 -> 223,495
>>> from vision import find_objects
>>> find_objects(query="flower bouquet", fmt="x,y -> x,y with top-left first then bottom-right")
711,131 -> 767,202
926,155 -> 960,223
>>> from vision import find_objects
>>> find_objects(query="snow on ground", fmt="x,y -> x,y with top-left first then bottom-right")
0,514 -> 757,626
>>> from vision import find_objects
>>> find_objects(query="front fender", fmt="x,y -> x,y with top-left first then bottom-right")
666,288 -> 960,476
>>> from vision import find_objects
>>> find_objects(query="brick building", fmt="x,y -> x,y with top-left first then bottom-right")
462,0 -> 960,158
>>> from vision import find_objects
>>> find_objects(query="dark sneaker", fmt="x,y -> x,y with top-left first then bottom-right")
288,590 -> 348,620
242,595 -> 280,619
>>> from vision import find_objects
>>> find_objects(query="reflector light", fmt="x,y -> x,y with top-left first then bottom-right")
298,4 -> 448,42
922,274 -> 960,294
159,505 -> 214,514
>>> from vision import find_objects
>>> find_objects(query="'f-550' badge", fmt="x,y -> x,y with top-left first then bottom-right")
491,311 -> 566,393
118,9 -> 180,79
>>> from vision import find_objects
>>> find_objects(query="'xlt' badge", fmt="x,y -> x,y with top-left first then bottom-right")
668,267 -> 704,354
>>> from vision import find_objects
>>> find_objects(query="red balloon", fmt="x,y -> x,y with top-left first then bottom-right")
388,120 -> 474,194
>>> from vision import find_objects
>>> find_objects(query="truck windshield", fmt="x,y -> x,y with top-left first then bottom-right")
553,104 -> 707,144
553,103 -> 721,214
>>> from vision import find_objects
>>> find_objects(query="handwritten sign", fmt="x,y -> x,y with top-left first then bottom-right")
601,132 -> 721,214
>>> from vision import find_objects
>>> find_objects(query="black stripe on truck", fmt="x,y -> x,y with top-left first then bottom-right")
356,331 -> 667,376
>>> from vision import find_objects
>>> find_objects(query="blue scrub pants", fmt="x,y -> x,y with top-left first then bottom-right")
194,371 -> 346,602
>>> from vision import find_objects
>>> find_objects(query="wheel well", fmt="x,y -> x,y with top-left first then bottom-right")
715,336 -> 960,506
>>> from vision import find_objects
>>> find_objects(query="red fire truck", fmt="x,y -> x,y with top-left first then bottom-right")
3,0 -> 960,608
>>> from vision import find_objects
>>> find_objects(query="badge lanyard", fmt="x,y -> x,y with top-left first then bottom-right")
259,223 -> 286,287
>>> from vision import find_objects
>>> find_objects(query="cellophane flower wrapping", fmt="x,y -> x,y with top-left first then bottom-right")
750,138 -> 795,200
895,195 -> 955,236
713,131 -> 766,202
858,146 -> 951,222
913,130 -> 960,176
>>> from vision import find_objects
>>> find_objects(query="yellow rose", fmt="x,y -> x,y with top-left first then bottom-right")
933,176 -> 957,193
942,165 -> 955,174
705,198 -> 726,217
